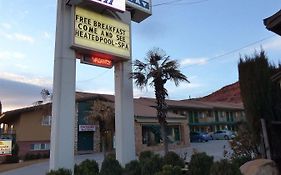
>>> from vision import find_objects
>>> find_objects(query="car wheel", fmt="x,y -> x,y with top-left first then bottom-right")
224,135 -> 229,140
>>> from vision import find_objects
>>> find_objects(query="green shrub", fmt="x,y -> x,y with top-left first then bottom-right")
188,152 -> 214,175
155,165 -> 182,175
231,155 -> 252,167
163,151 -> 185,168
46,168 -> 72,175
210,159 -> 242,175
5,155 -> 19,163
75,159 -> 99,175
36,153 -> 42,159
139,151 -> 154,162
140,154 -> 163,175
100,156 -> 123,175
124,160 -> 141,175
106,152 -> 116,160
24,153 -> 37,160
12,143 -> 19,156
43,153 -> 50,159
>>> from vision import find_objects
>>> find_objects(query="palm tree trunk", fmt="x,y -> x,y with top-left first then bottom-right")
102,134 -> 106,158
155,80 -> 169,155
160,121 -> 169,155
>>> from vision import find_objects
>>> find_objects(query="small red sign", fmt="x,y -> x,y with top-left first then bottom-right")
92,57 -> 113,68
81,54 -> 113,68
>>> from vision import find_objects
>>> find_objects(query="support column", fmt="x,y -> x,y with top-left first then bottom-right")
50,1 -> 76,173
114,60 -> 136,166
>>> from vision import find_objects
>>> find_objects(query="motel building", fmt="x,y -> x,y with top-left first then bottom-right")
0,92 -> 244,158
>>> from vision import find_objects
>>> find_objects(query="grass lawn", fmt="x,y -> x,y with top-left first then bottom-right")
0,159 -> 48,173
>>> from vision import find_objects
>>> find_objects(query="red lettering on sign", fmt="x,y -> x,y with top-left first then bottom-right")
91,57 -> 113,68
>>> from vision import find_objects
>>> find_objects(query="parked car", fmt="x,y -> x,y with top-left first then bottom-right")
190,131 -> 211,142
210,130 -> 235,140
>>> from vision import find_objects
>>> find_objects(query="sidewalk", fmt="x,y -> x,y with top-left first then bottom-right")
0,153 -> 104,175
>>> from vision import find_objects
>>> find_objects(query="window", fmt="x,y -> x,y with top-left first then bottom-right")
215,111 -> 219,122
142,125 -> 161,146
31,143 -> 50,151
41,115 -> 52,126
194,112 -> 199,123
189,112 -> 194,123
167,126 -> 181,143
142,125 -> 181,146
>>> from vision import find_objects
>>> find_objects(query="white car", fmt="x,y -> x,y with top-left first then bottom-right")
211,130 -> 235,140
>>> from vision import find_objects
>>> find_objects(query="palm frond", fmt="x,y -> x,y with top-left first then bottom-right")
133,59 -> 147,72
131,72 -> 148,88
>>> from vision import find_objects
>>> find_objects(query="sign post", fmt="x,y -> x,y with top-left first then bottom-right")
50,0 -> 152,172
50,0 -> 76,172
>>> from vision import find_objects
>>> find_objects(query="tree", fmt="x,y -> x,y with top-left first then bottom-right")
86,99 -> 115,157
238,50 -> 273,145
131,48 -> 189,154
40,88 -> 52,101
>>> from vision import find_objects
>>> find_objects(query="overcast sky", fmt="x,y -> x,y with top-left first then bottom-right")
0,0 -> 281,112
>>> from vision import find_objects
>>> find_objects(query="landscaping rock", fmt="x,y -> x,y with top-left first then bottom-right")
240,159 -> 279,175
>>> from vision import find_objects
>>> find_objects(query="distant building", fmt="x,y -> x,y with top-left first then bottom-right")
0,93 -> 190,157
0,83 -> 246,157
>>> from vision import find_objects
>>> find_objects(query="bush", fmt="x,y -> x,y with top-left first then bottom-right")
106,152 -> 116,160
163,151 -> 185,168
210,159 -> 242,175
5,155 -> 19,163
139,151 -> 154,162
12,143 -> 19,156
155,165 -> 182,175
43,153 -> 50,159
124,160 -> 141,175
36,153 -> 42,159
232,155 -> 252,167
46,168 -> 72,175
75,159 -> 99,175
24,153 -> 37,160
140,154 -> 163,175
100,155 -> 123,175
188,152 -> 214,175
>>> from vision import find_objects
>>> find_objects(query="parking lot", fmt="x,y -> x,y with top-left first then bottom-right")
159,140 -> 232,162
1,140 -> 231,175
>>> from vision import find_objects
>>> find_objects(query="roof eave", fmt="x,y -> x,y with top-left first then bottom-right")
264,10 -> 281,36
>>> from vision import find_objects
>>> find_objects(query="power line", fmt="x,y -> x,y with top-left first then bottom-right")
153,0 -> 208,7
77,69 -> 111,83
182,35 -> 275,68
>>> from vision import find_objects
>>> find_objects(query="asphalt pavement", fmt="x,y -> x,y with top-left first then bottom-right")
0,140 -> 231,175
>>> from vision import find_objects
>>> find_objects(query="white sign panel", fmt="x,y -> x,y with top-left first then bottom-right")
90,0 -> 125,12
79,125 -> 96,131
126,0 -> 151,12
0,140 -> 12,156
126,0 -> 152,22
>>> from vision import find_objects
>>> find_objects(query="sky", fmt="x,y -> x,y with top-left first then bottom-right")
0,0 -> 280,112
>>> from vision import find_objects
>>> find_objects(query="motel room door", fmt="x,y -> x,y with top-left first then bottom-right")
78,131 -> 94,151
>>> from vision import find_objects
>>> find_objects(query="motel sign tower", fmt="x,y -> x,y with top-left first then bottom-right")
50,0 -> 152,173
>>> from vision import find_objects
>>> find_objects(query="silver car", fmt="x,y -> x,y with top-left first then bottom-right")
211,130 -> 235,140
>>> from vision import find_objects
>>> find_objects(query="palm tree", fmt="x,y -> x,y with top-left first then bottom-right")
86,99 -> 115,157
131,48 -> 189,154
